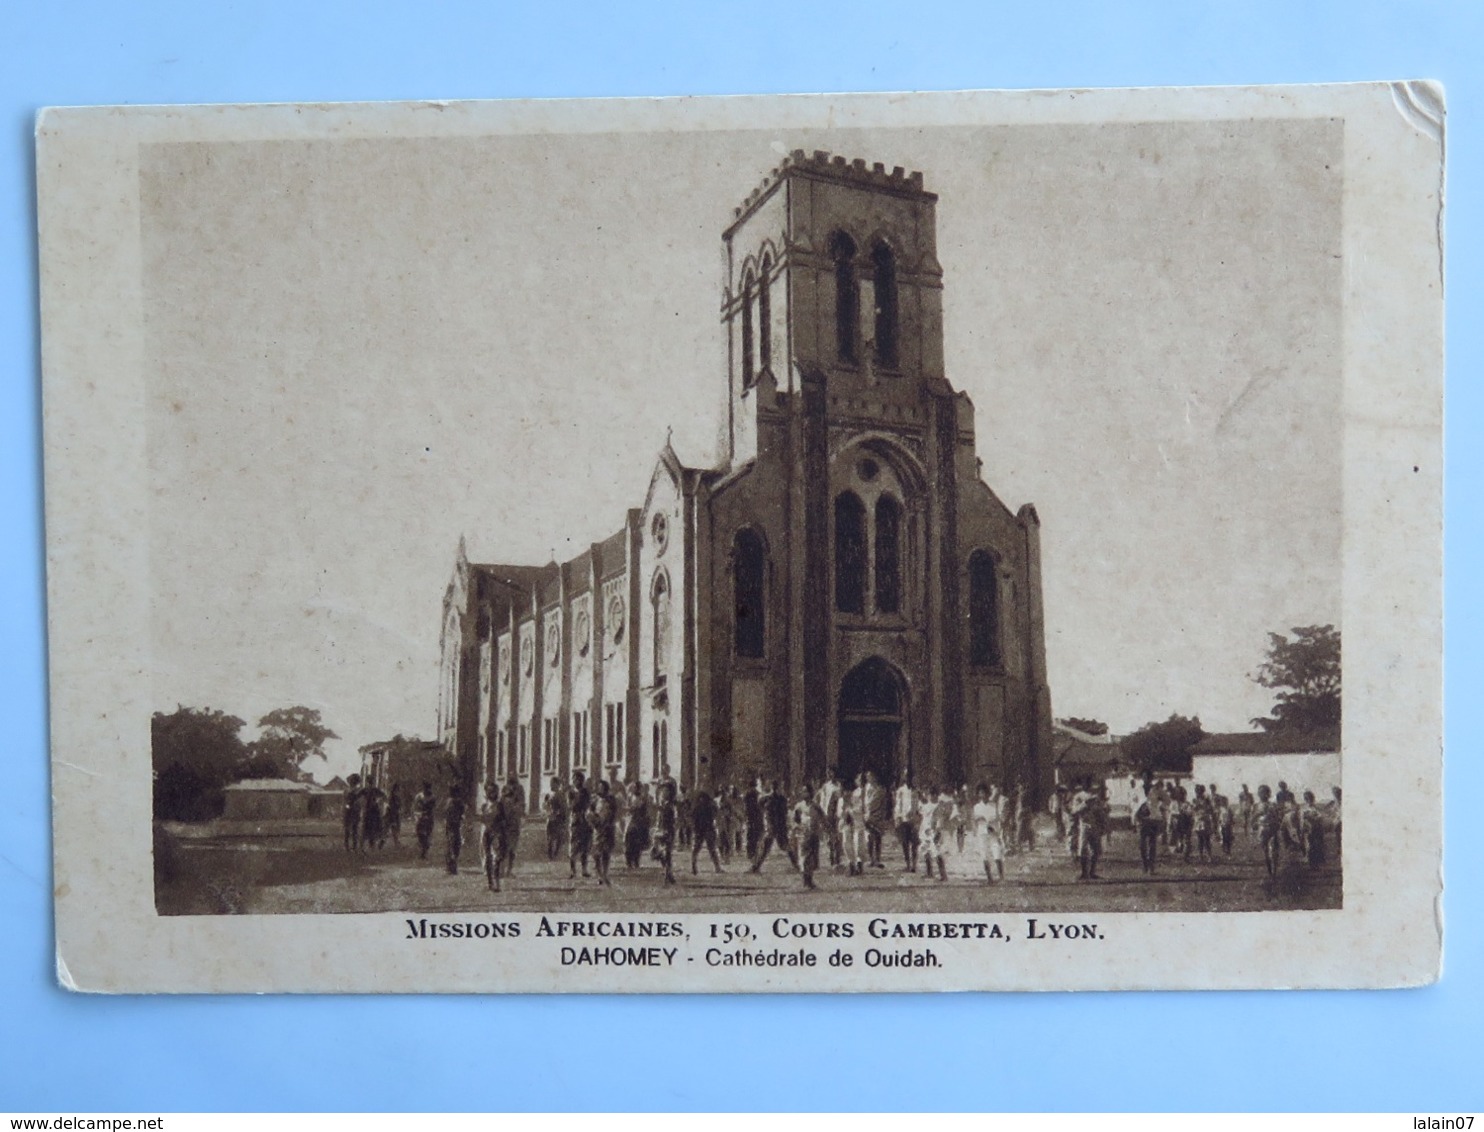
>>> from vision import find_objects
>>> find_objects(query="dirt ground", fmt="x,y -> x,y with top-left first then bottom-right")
155,818 -> 1341,916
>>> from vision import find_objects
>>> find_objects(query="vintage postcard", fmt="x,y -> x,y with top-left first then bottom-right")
39,83 -> 1443,992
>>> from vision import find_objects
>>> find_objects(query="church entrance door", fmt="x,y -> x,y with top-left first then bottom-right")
837,658 -> 906,789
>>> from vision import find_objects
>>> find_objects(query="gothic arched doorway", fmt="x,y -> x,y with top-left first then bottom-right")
837,658 -> 906,788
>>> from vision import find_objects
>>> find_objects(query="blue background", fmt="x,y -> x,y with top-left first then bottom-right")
2,1 -> 1477,1112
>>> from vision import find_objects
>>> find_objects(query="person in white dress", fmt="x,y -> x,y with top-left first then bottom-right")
971,784 -> 1005,884
838,781 -> 864,876
920,788 -> 954,882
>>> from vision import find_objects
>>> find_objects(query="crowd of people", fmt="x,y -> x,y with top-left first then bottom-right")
377,766 -> 1050,892
339,766 -> 1342,893
1118,778 -> 1341,878
338,773 -> 404,854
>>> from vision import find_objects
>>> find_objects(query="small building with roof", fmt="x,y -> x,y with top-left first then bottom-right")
1052,722 -> 1145,815
222,778 -> 307,820
1188,731 -> 1341,802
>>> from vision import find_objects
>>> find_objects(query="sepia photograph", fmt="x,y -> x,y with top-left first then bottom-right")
39,83 -> 1442,991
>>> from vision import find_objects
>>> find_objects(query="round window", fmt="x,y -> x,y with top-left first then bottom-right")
608,594 -> 626,644
499,644 -> 511,683
575,610 -> 591,656
651,512 -> 670,555
546,621 -> 561,665
857,457 -> 880,482
521,635 -> 534,676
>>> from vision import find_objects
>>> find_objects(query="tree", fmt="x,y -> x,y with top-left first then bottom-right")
1120,713 -> 1205,775
247,706 -> 340,781
151,706 -> 248,820
1250,624 -> 1341,734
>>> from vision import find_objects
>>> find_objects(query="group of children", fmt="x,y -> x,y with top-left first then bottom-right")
339,773 -> 403,854
1126,778 -> 1341,879
349,766 -> 1344,896
518,767 -> 1039,890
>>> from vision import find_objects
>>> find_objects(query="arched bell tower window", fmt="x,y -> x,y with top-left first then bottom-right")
871,241 -> 899,369
874,495 -> 901,614
968,550 -> 1002,667
652,570 -> 671,682
758,254 -> 772,374
830,231 -> 858,364
733,529 -> 766,658
834,491 -> 867,614
740,268 -> 755,388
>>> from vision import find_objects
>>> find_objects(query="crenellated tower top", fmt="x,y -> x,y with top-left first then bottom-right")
721,151 -> 947,468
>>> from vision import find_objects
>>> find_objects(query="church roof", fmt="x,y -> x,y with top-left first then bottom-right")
468,562 -> 549,594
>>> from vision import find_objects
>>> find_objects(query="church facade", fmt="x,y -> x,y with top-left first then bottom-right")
438,150 -> 1053,809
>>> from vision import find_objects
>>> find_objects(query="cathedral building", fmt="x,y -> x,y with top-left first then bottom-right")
438,150 -> 1053,808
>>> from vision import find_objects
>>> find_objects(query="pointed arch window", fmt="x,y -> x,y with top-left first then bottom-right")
830,231 -> 858,364
740,269 -> 755,388
733,529 -> 766,658
871,241 -> 899,369
834,492 -> 867,614
652,571 -> 671,682
758,254 -> 772,374
874,495 -> 901,614
968,550 -> 1002,667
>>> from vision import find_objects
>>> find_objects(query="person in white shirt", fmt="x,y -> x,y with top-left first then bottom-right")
817,769 -> 843,869
920,788 -> 954,882
839,781 -> 865,876
893,779 -> 921,872
972,783 -> 1005,884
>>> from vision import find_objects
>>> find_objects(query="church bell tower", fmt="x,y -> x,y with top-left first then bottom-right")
720,150 -> 947,469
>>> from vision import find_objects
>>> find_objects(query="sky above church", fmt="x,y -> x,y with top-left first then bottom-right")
141,114 -> 1341,782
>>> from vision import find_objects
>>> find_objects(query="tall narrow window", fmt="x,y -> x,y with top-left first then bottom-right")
652,722 -> 660,779
652,571 -> 671,682
613,703 -> 624,767
835,492 -> 867,614
969,550 -> 1002,667
875,495 -> 901,614
741,269 -> 755,387
733,529 -> 766,658
604,705 -> 614,768
758,254 -> 772,373
830,231 -> 858,363
872,241 -> 899,368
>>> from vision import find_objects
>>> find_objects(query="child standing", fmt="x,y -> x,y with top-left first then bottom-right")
920,788 -> 954,882
1217,793 -> 1234,855
653,781 -> 678,885
972,784 -> 1004,884
1192,785 -> 1214,863
480,780 -> 509,893
790,787 -> 825,890
838,781 -> 862,876
624,782 -> 650,870
411,780 -> 437,861
588,779 -> 618,886
1254,784 -> 1282,878
894,778 -> 921,872
444,784 -> 467,875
